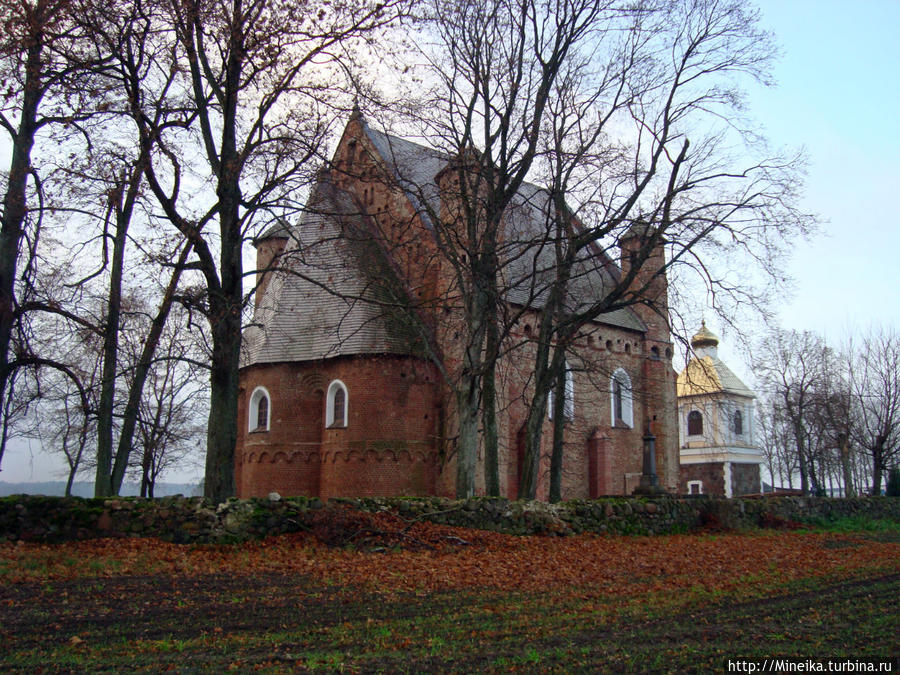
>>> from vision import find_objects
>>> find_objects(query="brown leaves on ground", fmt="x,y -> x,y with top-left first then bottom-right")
2,507 -> 899,602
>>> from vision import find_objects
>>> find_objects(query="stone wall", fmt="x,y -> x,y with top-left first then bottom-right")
2,494 -> 899,545
680,462 -> 725,495
731,462 -> 761,496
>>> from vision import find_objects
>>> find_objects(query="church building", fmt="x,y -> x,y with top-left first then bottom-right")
677,323 -> 763,496
234,112 -> 680,500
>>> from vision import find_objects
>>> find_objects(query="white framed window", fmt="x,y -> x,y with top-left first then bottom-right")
687,480 -> 703,495
248,386 -> 271,432
610,368 -> 633,428
326,379 -> 348,428
548,362 -> 575,421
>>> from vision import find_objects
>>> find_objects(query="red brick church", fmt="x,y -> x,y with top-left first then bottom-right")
234,112 -> 680,500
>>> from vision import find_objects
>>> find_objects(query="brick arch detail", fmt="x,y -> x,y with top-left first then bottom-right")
299,371 -> 327,394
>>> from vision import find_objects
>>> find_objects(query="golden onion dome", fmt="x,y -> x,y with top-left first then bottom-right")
691,320 -> 719,350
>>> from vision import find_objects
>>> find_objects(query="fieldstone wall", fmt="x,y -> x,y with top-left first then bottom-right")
1,494 -> 898,545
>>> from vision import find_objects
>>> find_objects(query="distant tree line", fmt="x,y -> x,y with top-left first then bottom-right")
755,327 -> 900,496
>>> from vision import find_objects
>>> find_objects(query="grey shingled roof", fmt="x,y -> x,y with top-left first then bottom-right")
242,181 -> 417,366
243,120 -> 647,367
363,124 -> 445,231
499,182 -> 644,332
362,121 -> 645,333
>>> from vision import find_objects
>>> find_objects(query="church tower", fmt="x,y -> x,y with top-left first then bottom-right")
676,322 -> 762,496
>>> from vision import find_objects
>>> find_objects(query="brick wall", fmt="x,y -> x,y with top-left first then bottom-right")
236,355 -> 443,499
236,118 -> 681,501
495,316 -> 677,500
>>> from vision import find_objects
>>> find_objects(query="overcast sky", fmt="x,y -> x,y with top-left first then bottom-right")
3,0 -> 898,484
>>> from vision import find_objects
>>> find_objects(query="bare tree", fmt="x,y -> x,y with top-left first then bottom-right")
754,329 -> 830,494
0,0 -> 109,469
375,0 -> 811,499
126,316 -> 206,498
850,328 -> 900,494
756,398 -> 797,490
108,0 -> 405,502
387,0 -> 610,497
808,346 -> 858,496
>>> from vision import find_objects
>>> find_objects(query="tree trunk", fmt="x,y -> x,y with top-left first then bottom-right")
203,261 -> 242,502
199,0 -> 245,503
455,385 -> 479,498
548,359 -> 566,503
520,340 -> 552,500
204,326 -> 240,501
791,414 -> 809,494
0,372 -> 18,469
64,438 -> 78,497
94,208 -> 128,497
110,242 -> 191,494
452,277 -> 489,498
482,305 -> 500,496
140,446 -> 151,498
871,444 -> 884,495
0,13 -> 44,445
202,161 -> 243,502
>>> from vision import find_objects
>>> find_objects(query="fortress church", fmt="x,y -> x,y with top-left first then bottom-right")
234,112 -> 681,500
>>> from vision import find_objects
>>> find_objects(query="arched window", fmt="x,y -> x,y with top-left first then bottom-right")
610,368 -> 633,428
548,362 -> 575,421
326,380 -> 348,428
248,387 -> 271,432
687,410 -> 703,436
733,409 -> 743,435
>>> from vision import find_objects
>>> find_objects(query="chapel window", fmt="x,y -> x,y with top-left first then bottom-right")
610,368 -> 633,428
548,362 -> 575,421
733,409 -> 743,435
326,380 -> 348,428
687,410 -> 703,436
249,387 -> 271,432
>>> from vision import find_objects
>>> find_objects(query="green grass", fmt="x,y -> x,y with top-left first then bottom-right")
809,516 -> 900,541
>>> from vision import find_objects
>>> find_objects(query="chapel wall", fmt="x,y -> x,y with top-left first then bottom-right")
495,314 -> 670,499
679,462 -> 726,496
731,462 -> 762,497
236,355 -> 443,499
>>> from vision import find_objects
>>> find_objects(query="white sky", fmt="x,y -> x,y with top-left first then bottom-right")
3,0 -> 898,483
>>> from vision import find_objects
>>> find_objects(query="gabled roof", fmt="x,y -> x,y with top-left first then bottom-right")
241,180 -> 419,366
360,119 -> 645,333
362,123 -> 445,231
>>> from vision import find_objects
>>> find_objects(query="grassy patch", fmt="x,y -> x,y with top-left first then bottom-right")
810,516 -> 900,542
